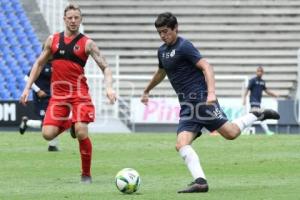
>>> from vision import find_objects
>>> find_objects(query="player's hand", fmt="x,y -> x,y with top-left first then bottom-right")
206,92 -> 216,105
19,89 -> 30,106
37,90 -> 48,98
141,92 -> 149,105
106,88 -> 116,104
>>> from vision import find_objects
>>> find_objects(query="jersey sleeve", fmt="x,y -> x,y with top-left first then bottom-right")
157,49 -> 163,68
263,81 -> 267,90
182,40 -> 202,65
247,79 -> 254,90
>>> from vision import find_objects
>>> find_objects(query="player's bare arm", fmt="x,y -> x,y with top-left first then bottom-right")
20,36 -> 53,105
243,89 -> 250,105
141,68 -> 166,105
195,59 -> 216,104
265,89 -> 279,98
86,39 -> 116,104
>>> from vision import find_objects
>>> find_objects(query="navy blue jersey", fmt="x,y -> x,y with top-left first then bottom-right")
158,37 -> 206,102
247,76 -> 267,107
27,62 -> 52,96
26,62 -> 52,119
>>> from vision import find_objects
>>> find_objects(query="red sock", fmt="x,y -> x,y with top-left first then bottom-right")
79,137 -> 92,177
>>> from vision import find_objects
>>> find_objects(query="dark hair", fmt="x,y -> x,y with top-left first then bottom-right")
257,65 -> 264,72
64,3 -> 81,16
155,12 -> 178,29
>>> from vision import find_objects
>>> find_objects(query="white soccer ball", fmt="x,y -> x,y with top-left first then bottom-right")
115,168 -> 141,194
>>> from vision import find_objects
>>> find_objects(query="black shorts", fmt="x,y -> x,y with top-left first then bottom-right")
177,101 -> 228,138
33,94 -> 50,120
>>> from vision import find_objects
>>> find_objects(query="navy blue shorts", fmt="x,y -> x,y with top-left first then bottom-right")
177,101 -> 228,138
250,102 -> 261,108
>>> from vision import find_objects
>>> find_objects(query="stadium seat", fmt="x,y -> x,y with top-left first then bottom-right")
2,28 -> 14,38
0,75 -> 5,82
0,92 -> 10,100
11,91 -> 21,99
6,12 -> 18,21
0,0 -> 11,5
14,28 -> 26,38
0,0 -> 41,100
0,37 -> 7,46
12,2 -> 24,13
19,61 -> 31,71
10,46 -> 23,56
19,39 -> 31,47
9,0 -> 21,5
32,45 -> 41,54
2,5 -> 13,14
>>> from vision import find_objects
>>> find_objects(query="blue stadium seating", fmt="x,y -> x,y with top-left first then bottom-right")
0,0 -> 41,100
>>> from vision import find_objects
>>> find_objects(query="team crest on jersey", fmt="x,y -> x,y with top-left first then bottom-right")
74,45 -> 80,51
162,50 -> 176,59
170,49 -> 176,57
255,81 -> 265,86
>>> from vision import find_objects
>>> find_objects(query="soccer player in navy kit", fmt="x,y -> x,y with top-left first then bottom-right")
141,12 -> 280,193
243,66 -> 279,135
19,61 -> 60,151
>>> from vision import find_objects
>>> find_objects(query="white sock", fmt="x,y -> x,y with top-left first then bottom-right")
27,120 -> 42,129
48,137 -> 59,147
260,121 -> 270,133
232,113 -> 257,132
179,145 -> 206,180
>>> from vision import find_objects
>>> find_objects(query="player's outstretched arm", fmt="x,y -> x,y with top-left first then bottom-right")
141,68 -> 166,105
86,39 -> 116,104
20,36 -> 52,105
265,89 -> 279,98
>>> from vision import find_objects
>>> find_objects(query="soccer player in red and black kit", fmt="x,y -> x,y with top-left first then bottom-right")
20,4 -> 116,184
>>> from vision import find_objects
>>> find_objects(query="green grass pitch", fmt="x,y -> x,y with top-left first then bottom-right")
0,132 -> 299,200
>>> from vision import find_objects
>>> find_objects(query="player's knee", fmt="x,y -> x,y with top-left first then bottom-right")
42,131 -> 54,141
76,129 -> 88,140
42,127 -> 56,141
175,142 -> 186,152
74,123 -> 88,140
224,134 -> 237,140
219,124 -> 240,140
222,130 -> 239,140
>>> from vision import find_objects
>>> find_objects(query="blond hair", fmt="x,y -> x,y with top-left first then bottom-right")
64,3 -> 81,16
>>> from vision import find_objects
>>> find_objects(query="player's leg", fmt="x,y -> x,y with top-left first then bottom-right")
217,109 -> 279,140
48,137 -> 59,151
42,100 -> 72,141
74,122 -> 92,183
19,116 -> 29,134
70,123 -> 76,138
252,106 -> 274,135
72,101 -> 95,184
19,97 -> 43,134
39,98 -> 62,151
176,130 -> 209,193
259,121 -> 274,135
